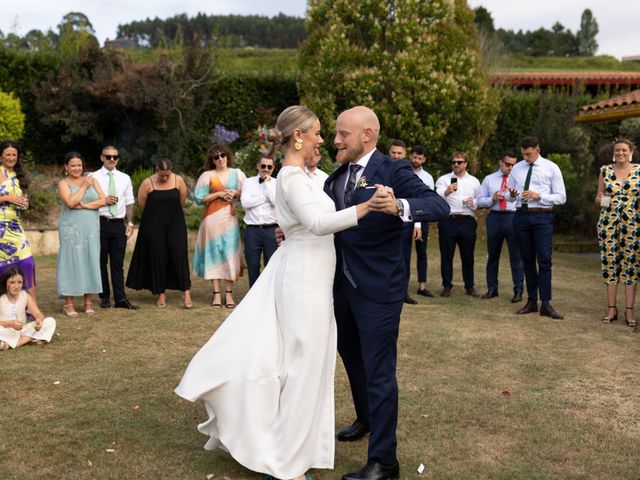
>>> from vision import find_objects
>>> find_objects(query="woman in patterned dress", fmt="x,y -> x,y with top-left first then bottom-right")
596,138 -> 640,328
0,140 -> 36,300
192,144 -> 246,309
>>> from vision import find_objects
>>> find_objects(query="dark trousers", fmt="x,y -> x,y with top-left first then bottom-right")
401,223 -> 429,287
513,212 -> 554,302
485,212 -> 524,293
99,218 -> 127,303
438,216 -> 477,289
335,274 -> 402,466
244,225 -> 278,287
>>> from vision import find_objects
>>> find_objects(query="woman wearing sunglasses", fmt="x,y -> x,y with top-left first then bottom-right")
192,144 -> 247,308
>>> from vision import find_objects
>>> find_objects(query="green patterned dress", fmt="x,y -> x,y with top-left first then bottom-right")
597,164 -> 640,285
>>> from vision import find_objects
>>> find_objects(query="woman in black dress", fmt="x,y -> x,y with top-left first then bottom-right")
126,158 -> 192,308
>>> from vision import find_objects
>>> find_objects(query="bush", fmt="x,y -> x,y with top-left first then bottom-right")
0,89 -> 25,139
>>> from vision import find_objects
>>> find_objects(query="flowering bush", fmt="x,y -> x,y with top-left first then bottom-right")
234,125 -> 282,174
210,124 -> 240,146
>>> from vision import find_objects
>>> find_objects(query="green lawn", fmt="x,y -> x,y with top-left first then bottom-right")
2,242 -> 639,479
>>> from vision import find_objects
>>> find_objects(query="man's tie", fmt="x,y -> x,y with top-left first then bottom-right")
108,172 -> 118,216
499,174 -> 507,210
521,163 -> 533,212
343,164 -> 362,207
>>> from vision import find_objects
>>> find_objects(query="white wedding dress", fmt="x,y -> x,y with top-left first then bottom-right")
175,166 -> 358,479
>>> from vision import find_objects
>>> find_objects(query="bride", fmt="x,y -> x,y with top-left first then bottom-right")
175,105 -> 388,480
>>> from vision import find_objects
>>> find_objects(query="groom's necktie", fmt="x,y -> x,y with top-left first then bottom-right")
343,164 -> 362,207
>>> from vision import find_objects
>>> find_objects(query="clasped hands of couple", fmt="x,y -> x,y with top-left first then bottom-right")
366,184 -> 399,215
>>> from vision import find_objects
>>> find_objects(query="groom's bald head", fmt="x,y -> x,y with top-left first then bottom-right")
334,106 -> 380,164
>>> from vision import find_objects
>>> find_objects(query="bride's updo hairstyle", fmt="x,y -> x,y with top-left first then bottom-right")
266,105 -> 318,157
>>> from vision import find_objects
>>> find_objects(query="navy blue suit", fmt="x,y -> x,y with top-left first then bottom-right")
324,149 -> 449,465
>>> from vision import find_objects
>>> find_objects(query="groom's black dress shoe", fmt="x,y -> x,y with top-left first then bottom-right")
114,299 -> 139,310
403,295 -> 418,305
337,420 -> 370,442
100,298 -> 111,309
511,291 -> 523,303
341,461 -> 400,480
481,289 -> 498,299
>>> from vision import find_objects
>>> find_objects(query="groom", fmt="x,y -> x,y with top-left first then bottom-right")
325,106 -> 450,480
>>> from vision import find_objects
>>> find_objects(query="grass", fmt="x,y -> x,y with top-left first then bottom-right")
2,240 -> 640,479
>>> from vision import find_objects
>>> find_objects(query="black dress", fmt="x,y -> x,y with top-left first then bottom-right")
126,177 -> 191,294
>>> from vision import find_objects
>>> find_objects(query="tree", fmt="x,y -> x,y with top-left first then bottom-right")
58,12 -> 95,36
0,88 -> 25,139
474,6 -> 495,34
299,0 -> 499,166
576,9 -> 598,56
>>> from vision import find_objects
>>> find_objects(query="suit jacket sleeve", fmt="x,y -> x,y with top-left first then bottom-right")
392,162 -> 450,221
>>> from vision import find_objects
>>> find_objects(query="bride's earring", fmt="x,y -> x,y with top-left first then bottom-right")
294,138 -> 303,151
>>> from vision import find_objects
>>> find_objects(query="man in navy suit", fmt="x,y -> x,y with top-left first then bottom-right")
324,106 -> 450,480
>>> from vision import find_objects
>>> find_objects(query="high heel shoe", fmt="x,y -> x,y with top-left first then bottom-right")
84,302 -> 95,316
602,305 -> 617,323
182,293 -> 193,309
225,289 -> 235,309
211,290 -> 222,308
63,304 -> 79,317
625,307 -> 637,327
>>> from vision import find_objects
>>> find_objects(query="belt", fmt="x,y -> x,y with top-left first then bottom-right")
100,217 -> 124,223
489,210 -> 516,215
449,214 -> 474,219
516,208 -> 553,213
247,223 -> 278,229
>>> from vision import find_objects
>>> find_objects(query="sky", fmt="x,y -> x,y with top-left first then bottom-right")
1,1 -> 638,59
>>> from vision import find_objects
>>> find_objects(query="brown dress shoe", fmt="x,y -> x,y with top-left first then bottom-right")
516,301 -> 538,314
540,303 -> 564,319
440,287 -> 452,297
466,287 -> 479,297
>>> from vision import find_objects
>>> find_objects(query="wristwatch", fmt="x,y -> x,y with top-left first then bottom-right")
395,199 -> 404,217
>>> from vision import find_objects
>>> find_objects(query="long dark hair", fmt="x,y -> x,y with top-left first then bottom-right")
0,140 -> 29,191
0,266 -> 25,295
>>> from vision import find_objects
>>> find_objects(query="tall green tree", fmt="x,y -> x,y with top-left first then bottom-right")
299,0 -> 499,165
576,8 -> 598,56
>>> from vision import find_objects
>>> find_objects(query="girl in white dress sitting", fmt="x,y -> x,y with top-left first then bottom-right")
0,266 -> 56,351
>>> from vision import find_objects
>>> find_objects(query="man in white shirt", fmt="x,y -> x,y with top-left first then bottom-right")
477,151 -> 524,302
305,147 -> 329,190
511,136 -> 566,319
240,157 -> 278,287
409,145 -> 435,298
90,145 -> 138,309
435,151 -> 481,298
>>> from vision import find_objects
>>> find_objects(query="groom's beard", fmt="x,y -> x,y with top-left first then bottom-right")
336,142 -> 364,165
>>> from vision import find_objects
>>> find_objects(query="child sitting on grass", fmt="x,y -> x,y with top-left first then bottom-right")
0,266 -> 56,351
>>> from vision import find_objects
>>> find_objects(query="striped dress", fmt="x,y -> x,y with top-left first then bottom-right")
192,169 -> 246,280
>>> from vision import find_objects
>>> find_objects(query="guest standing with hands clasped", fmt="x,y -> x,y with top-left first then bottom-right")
192,144 -> 246,309
511,136 -> 566,319
177,105 -> 386,480
126,158 -> 192,308
596,138 -> 640,329
0,140 -> 37,300
56,152 -> 106,316
90,145 -> 138,310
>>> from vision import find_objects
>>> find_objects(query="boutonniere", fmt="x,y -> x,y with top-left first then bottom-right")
357,176 -> 368,189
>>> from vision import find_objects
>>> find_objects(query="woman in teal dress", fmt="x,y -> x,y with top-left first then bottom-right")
56,152 -> 106,317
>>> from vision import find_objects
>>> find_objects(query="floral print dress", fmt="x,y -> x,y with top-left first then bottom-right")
597,163 -> 640,285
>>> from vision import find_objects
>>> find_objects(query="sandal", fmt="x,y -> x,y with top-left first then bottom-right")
625,307 -> 637,327
63,304 -> 79,317
157,294 -> 167,308
602,305 -> 617,323
225,289 -> 235,309
85,302 -> 95,316
211,290 -> 222,308
0,340 -> 9,351
182,293 -> 193,309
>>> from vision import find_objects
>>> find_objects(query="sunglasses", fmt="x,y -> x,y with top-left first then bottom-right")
211,153 -> 227,160
451,160 -> 466,165
260,164 -> 274,170
103,155 -> 120,161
